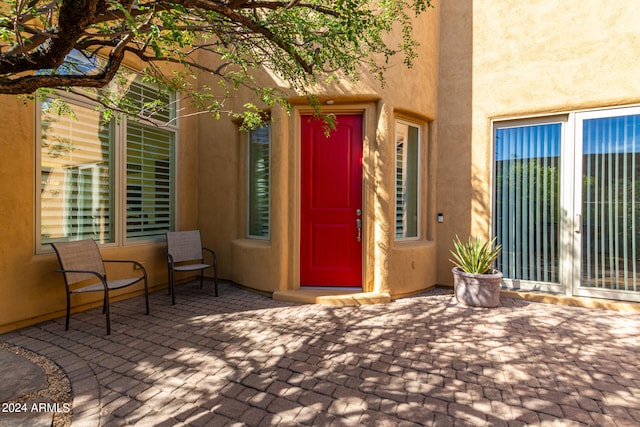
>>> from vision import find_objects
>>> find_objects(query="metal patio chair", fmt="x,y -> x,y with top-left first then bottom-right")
51,239 -> 149,335
166,230 -> 218,305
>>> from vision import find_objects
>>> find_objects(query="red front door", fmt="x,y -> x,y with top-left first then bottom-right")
300,114 -> 363,286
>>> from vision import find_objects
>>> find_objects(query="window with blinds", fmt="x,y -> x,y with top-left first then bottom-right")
124,79 -> 175,241
126,122 -> 174,240
38,79 -> 176,249
581,114 -> 640,292
494,123 -> 561,283
395,120 -> 420,239
247,125 -> 270,239
40,99 -> 115,244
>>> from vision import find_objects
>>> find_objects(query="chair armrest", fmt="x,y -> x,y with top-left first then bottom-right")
56,269 -> 108,289
203,247 -> 217,263
56,269 -> 106,280
167,253 -> 174,266
102,259 -> 147,275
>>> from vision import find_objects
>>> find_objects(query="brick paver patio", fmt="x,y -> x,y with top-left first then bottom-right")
2,281 -> 640,426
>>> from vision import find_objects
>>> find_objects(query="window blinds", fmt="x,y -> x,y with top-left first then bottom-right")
40,100 -> 114,244
494,123 -> 560,283
39,78 -> 176,248
582,115 -> 640,291
126,121 -> 174,240
395,122 -> 419,239
248,125 -> 270,238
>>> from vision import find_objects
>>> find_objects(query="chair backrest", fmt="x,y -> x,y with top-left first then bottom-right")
51,239 -> 106,285
167,230 -> 204,263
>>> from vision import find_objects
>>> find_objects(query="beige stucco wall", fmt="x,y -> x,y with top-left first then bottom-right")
0,90 -> 200,333
198,9 -> 440,298
436,0 -> 640,286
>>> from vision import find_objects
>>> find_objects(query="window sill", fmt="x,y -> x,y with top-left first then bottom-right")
232,238 -> 271,249
393,239 -> 435,250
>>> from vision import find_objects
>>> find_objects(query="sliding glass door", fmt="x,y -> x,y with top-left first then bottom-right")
494,121 -> 564,293
574,109 -> 640,300
494,107 -> 640,302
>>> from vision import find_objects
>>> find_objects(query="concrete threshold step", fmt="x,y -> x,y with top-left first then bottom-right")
273,289 -> 391,305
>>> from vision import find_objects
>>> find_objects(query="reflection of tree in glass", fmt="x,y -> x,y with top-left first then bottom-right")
494,157 -> 561,282
40,99 -> 78,158
495,158 -> 560,223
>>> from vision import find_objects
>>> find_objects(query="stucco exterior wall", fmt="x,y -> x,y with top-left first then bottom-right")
436,0 -> 640,286
198,9 -> 440,298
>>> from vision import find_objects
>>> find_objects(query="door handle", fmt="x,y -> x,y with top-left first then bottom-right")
356,218 -> 362,242
575,213 -> 581,234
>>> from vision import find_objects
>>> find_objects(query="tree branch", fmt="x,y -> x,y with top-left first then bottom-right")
0,30 -> 130,94
0,0 -> 432,98
0,0 -> 105,74
181,0 -> 314,73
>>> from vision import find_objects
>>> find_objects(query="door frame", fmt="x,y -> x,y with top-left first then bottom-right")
571,106 -> 640,302
290,105 -> 373,291
492,115 -> 569,295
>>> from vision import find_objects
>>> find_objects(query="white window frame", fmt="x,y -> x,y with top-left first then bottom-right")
35,81 -> 178,252
394,119 -> 421,241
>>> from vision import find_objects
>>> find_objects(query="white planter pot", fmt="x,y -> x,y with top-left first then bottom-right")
452,267 -> 503,307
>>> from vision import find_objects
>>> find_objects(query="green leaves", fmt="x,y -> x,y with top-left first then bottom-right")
450,236 -> 502,275
1,0 -> 434,128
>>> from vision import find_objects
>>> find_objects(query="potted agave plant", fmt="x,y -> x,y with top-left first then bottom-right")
450,236 -> 503,307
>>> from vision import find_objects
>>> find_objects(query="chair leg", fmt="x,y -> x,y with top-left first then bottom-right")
214,261 -> 219,297
104,291 -> 111,335
167,264 -> 172,295
65,292 -> 71,331
171,269 -> 176,306
200,270 -> 204,289
144,278 -> 150,315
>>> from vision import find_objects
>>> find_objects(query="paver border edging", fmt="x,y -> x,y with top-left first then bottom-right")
2,332 -> 102,427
